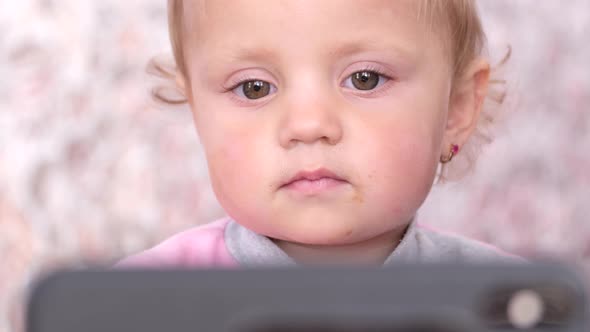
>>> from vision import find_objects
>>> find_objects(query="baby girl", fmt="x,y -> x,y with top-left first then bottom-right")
119,0 -> 521,267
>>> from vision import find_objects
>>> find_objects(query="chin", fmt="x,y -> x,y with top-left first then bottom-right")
279,219 -> 378,246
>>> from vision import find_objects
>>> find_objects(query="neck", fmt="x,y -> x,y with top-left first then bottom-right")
271,225 -> 409,266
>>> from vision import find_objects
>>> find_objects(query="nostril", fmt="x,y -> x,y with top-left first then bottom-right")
279,122 -> 343,148
321,135 -> 339,145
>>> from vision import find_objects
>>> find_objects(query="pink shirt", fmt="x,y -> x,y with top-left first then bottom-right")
117,218 -> 238,268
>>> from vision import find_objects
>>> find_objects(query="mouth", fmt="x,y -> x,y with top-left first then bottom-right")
280,168 -> 349,195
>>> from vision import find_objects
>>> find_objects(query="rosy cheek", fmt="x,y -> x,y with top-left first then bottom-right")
397,141 -> 438,202
218,136 -> 246,165
365,123 -> 438,200
209,136 -> 246,180
206,129 -> 265,198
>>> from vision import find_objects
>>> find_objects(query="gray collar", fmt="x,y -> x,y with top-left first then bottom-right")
224,217 -> 419,266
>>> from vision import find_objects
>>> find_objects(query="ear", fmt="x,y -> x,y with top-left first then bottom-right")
171,65 -> 192,105
175,71 -> 188,96
443,58 -> 490,153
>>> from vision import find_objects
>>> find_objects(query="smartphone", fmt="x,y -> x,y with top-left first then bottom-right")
27,263 -> 588,332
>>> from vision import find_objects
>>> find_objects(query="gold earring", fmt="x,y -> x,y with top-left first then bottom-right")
440,144 -> 459,164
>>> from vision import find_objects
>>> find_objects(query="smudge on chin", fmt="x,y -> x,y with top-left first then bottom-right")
351,186 -> 364,203
353,192 -> 364,203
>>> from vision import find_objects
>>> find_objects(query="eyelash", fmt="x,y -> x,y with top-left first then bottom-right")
224,65 -> 394,102
225,75 -> 258,91
342,65 -> 393,97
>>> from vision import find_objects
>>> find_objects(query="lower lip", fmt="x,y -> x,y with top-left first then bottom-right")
282,177 -> 348,195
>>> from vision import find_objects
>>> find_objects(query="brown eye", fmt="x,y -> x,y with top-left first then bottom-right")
351,71 -> 380,90
242,80 -> 271,99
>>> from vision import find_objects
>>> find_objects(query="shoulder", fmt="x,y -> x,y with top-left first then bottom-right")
411,222 -> 525,264
115,218 -> 238,268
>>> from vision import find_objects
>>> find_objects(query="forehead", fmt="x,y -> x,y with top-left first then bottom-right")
186,0 -> 421,23
181,0 -> 447,69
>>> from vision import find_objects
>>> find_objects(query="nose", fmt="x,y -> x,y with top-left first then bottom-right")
278,94 -> 344,149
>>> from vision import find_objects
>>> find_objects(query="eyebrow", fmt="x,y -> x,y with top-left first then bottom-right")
327,40 -> 416,60
223,40 -> 414,64
226,46 -> 281,64
328,42 -> 374,59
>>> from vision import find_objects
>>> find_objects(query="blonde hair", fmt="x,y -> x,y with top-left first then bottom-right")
150,0 -> 510,181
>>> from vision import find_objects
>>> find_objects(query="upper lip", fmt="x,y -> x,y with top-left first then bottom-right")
282,168 -> 346,187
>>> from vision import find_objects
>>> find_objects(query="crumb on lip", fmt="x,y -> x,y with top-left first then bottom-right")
353,193 -> 364,203
352,187 -> 364,203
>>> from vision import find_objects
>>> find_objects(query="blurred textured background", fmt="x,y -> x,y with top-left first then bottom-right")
0,1 -> 589,331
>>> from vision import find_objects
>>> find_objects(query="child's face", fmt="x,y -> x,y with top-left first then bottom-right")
183,0 -> 453,245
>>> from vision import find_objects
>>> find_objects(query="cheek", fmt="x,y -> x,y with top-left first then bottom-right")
197,116 -> 274,220
205,131 -> 257,197
193,101 -> 252,191
375,126 -> 438,181
353,113 -> 442,215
